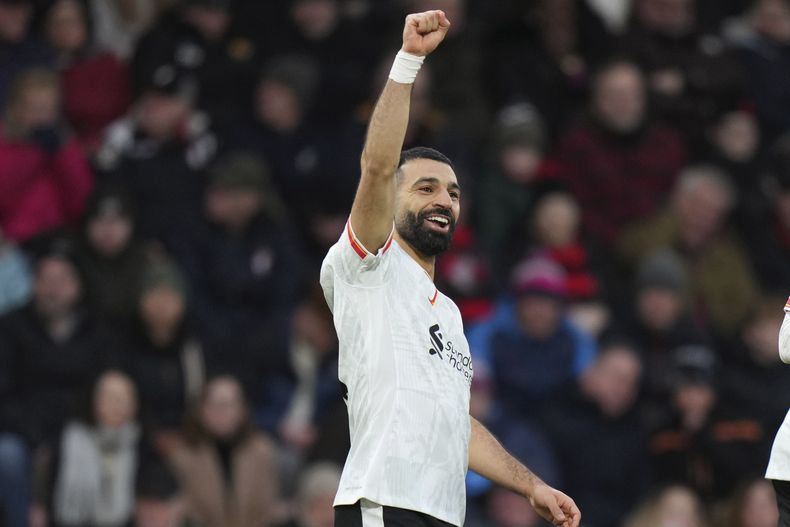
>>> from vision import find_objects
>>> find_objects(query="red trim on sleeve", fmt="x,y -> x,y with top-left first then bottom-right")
347,222 -> 368,259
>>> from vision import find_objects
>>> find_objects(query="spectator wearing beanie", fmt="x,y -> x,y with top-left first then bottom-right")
626,249 -> 710,398
466,256 -> 596,426
77,186 -> 148,331
167,151 -> 304,353
0,68 -> 94,243
43,0 -> 131,154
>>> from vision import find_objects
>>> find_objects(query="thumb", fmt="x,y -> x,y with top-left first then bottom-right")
437,10 -> 451,29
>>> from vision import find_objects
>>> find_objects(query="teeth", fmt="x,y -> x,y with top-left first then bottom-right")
428,216 -> 449,225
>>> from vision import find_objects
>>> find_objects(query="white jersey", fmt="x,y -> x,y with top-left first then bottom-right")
320,222 -> 473,527
766,303 -> 790,480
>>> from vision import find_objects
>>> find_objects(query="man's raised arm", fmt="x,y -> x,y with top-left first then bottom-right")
349,10 -> 450,252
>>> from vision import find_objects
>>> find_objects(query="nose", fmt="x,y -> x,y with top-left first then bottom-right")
433,188 -> 453,210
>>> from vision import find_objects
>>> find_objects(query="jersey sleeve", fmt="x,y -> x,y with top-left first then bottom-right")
780,297 -> 790,364
320,221 -> 395,309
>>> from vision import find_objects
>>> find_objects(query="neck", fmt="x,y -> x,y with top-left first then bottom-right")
393,231 -> 435,280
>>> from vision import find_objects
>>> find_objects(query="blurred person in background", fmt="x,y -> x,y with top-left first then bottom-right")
543,340 -> 649,527
648,346 -> 768,501
619,165 -> 759,337
0,0 -> 53,105
96,61 -> 218,242
169,375 -> 279,527
168,151 -> 303,351
481,0 -> 614,138
467,256 -> 596,425
475,103 -> 547,264
623,485 -> 709,527
0,241 -> 116,527
734,0 -> 790,142
556,59 -> 686,248
77,186 -> 148,331
43,370 -> 141,527
625,249 -> 709,397
623,0 -> 745,151
286,462 -> 341,527
43,0 -> 131,154
89,0 -> 165,60
0,67 -> 94,243
0,226 -> 32,315
722,478 -> 778,527
131,0 -> 258,123
134,453 -> 185,527
122,258 -> 210,455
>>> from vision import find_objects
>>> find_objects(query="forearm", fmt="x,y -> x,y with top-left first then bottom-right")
467,416 -> 543,498
360,79 -> 412,178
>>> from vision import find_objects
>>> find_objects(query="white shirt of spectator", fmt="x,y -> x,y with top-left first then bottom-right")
766,300 -> 790,480
320,222 -> 473,527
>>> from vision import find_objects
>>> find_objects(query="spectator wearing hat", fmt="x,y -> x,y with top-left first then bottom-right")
543,340 -> 649,527
475,103 -> 550,263
619,164 -> 760,337
95,59 -> 219,242
0,242 -> 117,527
466,256 -> 596,426
556,59 -> 686,247
43,0 -> 131,154
647,345 -> 769,501
625,249 -> 709,397
121,258 -> 213,454
77,185 -> 148,331
131,0 -> 259,122
0,0 -> 54,106
0,67 -> 94,243
167,151 -> 303,354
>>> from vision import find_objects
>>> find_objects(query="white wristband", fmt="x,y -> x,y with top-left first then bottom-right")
388,50 -> 425,84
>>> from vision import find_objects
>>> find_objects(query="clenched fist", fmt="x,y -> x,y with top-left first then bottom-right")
401,10 -> 450,56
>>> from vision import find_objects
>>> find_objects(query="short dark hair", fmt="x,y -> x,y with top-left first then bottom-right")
398,146 -> 454,170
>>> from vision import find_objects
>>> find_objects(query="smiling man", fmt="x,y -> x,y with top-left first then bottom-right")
319,10 -> 581,527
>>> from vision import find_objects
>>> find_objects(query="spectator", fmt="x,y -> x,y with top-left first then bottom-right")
623,0 -> 745,150
43,0 -> 131,154
467,256 -> 596,424
721,297 -> 790,432
169,375 -> 279,527
168,151 -> 303,350
722,478 -> 779,527
134,450 -> 185,527
734,0 -> 790,142
96,61 -> 218,242
0,227 -> 32,314
475,103 -> 548,262
77,186 -> 148,330
543,340 -> 649,527
0,67 -> 94,243
289,462 -> 342,527
647,346 -> 768,500
0,242 -> 115,527
46,370 -> 141,527
619,165 -> 759,336
122,258 -> 210,450
131,0 -> 259,122
556,59 -> 686,246
626,249 -> 709,397
623,485 -> 709,527
0,0 -> 52,106
89,0 -> 163,60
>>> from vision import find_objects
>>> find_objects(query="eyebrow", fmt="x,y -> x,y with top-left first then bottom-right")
412,177 -> 462,193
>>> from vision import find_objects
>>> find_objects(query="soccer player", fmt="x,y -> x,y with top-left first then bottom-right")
767,297 -> 790,526
319,10 -> 581,527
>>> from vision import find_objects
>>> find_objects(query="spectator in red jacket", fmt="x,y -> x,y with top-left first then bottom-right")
556,59 -> 686,247
43,0 -> 131,154
0,68 -> 93,243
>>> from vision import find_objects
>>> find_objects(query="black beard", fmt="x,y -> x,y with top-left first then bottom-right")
396,207 -> 456,257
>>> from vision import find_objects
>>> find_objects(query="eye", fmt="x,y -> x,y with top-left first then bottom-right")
419,186 -> 433,193
450,191 -> 460,200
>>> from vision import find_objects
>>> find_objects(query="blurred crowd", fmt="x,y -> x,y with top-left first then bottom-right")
0,0 -> 789,526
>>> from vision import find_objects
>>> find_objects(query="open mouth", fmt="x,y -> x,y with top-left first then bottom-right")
424,214 -> 452,232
